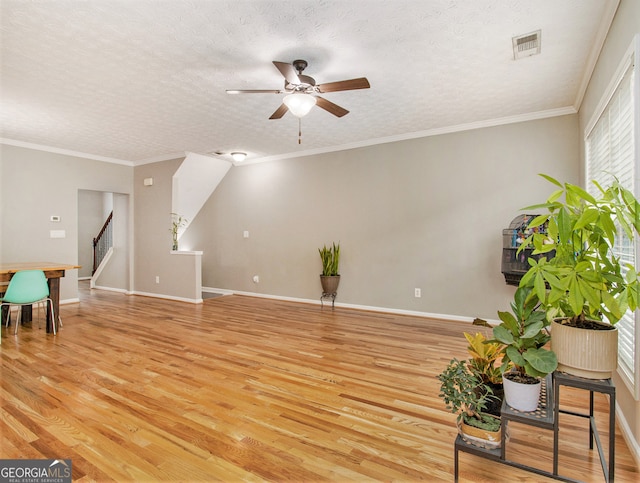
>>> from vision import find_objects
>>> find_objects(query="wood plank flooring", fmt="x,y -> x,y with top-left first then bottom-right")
1,283 -> 638,482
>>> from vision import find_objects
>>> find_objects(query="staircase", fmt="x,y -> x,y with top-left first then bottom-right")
93,211 -> 113,274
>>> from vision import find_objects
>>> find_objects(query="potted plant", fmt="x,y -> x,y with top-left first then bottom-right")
518,174 -> 640,379
318,242 -> 340,295
492,286 -> 558,411
438,358 -> 502,449
464,332 -> 506,416
170,213 -> 187,251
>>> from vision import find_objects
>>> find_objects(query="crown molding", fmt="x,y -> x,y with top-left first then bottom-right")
2,105 -> 577,168
0,138 -> 134,166
240,106 -> 578,166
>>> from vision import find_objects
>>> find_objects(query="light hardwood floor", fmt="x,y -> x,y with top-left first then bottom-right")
1,283 -> 638,482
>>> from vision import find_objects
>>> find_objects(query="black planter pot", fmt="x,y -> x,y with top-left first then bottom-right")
474,382 -> 504,416
485,382 -> 504,416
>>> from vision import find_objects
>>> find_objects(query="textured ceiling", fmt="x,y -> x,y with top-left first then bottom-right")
0,0 -> 618,165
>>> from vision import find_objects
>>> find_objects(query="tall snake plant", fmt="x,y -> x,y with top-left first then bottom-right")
319,242 -> 340,276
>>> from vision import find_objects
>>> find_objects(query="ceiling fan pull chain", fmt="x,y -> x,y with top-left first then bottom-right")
298,118 -> 302,144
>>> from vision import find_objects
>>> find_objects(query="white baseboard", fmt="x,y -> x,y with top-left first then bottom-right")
202,287 -> 233,296
129,290 -> 203,304
92,285 -> 128,294
616,403 -> 640,466
60,298 -> 80,305
201,286 -> 500,325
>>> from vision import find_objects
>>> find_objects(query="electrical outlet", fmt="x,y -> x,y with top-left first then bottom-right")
414,288 -> 421,298
155,276 -> 160,284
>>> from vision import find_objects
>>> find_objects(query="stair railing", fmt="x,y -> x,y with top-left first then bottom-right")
93,211 -> 113,274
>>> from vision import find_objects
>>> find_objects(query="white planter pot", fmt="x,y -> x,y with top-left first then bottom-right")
503,374 -> 541,412
551,318 -> 618,380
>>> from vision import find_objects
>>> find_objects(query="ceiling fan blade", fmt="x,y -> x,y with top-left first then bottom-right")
316,96 -> 349,117
317,77 -> 370,93
269,103 -> 289,120
273,61 -> 301,85
226,89 -> 282,94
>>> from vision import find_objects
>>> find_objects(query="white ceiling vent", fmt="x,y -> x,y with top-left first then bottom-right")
512,30 -> 541,60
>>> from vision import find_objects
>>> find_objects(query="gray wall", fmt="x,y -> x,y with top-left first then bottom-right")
0,144 -> 133,301
577,0 -> 640,451
182,114 -> 579,321
133,158 -> 203,301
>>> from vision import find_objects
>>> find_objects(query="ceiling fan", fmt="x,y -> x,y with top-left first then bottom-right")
226,59 -> 370,120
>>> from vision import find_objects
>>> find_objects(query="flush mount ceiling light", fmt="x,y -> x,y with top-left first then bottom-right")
230,152 -> 246,162
282,93 -> 317,118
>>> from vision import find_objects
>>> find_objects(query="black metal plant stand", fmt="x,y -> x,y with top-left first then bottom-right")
553,372 -> 616,483
454,372 -> 616,482
320,292 -> 337,309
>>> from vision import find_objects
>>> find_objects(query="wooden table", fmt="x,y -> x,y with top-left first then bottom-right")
0,262 -> 80,333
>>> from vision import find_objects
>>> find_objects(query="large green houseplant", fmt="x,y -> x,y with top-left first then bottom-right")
517,174 -> 640,378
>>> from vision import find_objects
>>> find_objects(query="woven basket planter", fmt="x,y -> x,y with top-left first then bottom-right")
457,415 -> 502,450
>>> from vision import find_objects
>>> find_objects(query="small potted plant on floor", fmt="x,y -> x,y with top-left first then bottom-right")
438,358 -> 502,449
492,286 -> 558,412
319,242 -> 340,295
518,174 -> 640,379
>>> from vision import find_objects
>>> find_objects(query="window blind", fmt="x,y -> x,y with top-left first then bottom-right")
586,62 -> 635,383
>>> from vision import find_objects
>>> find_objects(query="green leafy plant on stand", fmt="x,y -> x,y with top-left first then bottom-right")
492,286 -> 558,381
464,332 -> 505,385
464,331 -> 506,416
518,174 -> 640,327
437,359 -> 500,432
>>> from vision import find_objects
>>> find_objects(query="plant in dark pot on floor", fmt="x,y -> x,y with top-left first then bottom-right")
319,242 -> 340,295
518,174 -> 640,379
492,286 -> 557,412
438,358 -> 501,449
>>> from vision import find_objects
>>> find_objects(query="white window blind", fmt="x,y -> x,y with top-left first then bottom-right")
585,60 -> 636,387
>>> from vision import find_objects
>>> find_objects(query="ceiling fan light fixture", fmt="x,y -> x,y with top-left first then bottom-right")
283,93 -> 317,117
231,152 -> 246,162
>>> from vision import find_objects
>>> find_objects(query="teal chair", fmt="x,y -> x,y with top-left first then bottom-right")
1,270 -> 56,335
